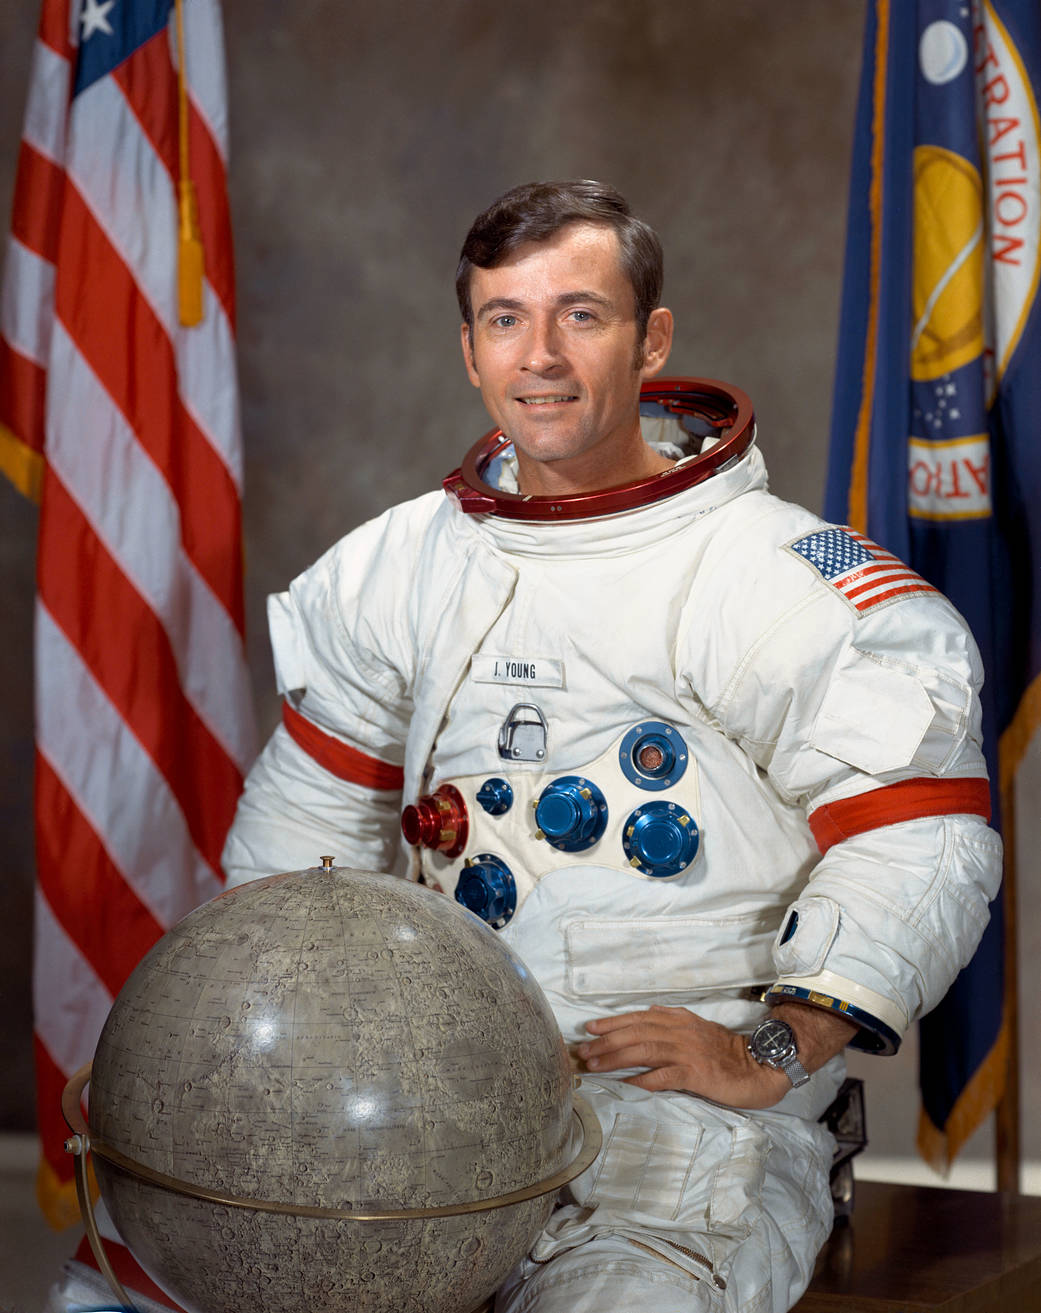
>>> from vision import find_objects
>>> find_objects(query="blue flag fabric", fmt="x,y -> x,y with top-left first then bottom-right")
827,0 -> 1041,1169
73,0 -> 173,94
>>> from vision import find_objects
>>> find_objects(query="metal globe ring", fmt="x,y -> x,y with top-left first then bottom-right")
64,1062 -> 602,1221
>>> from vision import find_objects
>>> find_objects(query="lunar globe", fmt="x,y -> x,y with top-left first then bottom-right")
66,862 -> 598,1313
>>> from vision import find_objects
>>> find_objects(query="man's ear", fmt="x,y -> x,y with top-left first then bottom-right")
461,323 -> 481,388
639,307 -> 674,380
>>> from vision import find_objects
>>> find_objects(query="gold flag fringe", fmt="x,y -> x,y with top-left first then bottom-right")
847,0 -> 889,535
0,424 -> 44,502
36,1153 -> 96,1232
916,1017 -> 1010,1172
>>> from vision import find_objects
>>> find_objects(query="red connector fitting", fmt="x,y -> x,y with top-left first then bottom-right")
401,783 -> 469,858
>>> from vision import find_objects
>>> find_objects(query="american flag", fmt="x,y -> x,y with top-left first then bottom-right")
788,526 -> 940,615
0,0 -> 255,1252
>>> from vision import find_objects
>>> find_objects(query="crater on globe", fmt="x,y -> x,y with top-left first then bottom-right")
66,862 -> 600,1313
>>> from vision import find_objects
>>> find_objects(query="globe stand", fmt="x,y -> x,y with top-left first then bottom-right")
62,1061 -> 137,1311
62,1061 -> 603,1313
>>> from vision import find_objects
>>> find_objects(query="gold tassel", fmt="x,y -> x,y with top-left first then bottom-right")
174,0 -> 204,326
36,1155 -> 88,1232
178,177 -> 204,326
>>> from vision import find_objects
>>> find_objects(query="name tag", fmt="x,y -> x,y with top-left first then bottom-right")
470,655 -> 565,688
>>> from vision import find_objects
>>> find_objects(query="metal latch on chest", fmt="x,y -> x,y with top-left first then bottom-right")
498,703 -> 548,761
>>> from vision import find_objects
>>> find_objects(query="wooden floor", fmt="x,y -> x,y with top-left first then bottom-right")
793,1180 -> 1041,1312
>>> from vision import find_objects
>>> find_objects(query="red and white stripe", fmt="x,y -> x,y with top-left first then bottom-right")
1,0 -> 255,1241
837,529 -> 940,612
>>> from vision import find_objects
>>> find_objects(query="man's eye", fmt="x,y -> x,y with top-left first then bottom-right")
568,310 -> 594,323
492,314 -> 517,329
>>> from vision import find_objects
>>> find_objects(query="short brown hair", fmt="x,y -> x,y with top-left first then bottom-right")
456,180 -> 664,338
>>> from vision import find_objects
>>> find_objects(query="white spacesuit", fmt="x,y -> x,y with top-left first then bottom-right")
223,385 -> 1001,1312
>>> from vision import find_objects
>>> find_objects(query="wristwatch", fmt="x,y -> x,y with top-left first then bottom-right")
747,1017 -> 810,1088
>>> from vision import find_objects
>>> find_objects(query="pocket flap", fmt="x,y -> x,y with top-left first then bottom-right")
809,649 -> 935,775
567,912 -> 779,996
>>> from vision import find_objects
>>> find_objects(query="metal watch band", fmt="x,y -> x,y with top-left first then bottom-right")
777,1051 -> 810,1088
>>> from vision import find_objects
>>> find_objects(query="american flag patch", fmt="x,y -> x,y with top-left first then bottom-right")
787,527 -> 940,614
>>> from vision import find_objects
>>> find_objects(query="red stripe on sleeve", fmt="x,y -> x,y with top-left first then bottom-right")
809,777 -> 991,855
11,141 -> 64,265
282,701 -> 405,791
0,337 -> 47,455
54,182 -> 245,633
35,752 -> 166,997
38,472 -> 244,876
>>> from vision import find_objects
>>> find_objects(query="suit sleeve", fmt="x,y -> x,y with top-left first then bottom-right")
222,499 -> 439,886
686,510 -> 1003,1053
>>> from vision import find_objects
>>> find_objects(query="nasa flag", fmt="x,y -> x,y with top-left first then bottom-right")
827,0 -> 1041,1168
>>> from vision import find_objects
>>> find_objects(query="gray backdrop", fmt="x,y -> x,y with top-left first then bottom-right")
1,0 -> 1036,1173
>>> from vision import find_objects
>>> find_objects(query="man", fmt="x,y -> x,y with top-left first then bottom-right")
224,181 -> 1001,1312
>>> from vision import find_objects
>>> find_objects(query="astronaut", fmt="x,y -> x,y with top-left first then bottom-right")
223,181 -> 1001,1313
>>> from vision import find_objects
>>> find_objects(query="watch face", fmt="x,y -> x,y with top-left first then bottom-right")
754,1019 -> 795,1061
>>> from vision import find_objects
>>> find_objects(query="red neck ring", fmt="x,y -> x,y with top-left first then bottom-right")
442,377 -> 755,521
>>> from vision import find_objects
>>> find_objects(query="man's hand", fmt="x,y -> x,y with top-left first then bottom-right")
575,1002 -> 858,1110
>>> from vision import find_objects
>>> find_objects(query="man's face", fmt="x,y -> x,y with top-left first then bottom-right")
461,222 -> 672,495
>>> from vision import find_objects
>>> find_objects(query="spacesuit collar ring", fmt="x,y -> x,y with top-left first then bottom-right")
442,376 -> 756,522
